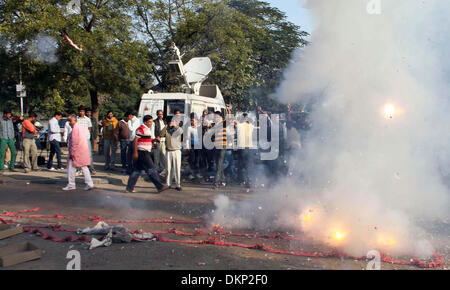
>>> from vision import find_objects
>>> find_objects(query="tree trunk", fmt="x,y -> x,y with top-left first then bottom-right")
90,89 -> 99,152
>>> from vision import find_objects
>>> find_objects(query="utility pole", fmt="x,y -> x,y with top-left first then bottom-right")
16,57 -> 26,116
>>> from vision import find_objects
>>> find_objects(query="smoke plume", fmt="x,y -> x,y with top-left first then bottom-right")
211,0 -> 450,258
27,33 -> 59,64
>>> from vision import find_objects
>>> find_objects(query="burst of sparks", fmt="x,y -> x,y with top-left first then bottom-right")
303,212 -> 313,222
332,230 -> 346,241
384,104 -> 395,119
377,235 -> 397,246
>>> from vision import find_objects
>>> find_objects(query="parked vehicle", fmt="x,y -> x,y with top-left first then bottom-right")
138,44 -> 226,120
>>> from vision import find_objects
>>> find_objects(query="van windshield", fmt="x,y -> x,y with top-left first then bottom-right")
166,100 -> 185,115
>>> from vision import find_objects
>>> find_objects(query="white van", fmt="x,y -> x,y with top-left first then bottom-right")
138,44 -> 227,120
138,85 -> 226,120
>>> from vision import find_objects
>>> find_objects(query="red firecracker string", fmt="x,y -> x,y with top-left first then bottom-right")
1,208 -> 444,269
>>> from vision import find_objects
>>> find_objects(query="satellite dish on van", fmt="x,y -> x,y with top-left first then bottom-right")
184,57 -> 212,84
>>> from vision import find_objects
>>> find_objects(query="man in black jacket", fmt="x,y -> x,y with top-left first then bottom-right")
153,110 -> 167,174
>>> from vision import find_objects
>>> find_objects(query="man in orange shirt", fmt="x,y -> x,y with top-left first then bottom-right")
22,112 -> 39,173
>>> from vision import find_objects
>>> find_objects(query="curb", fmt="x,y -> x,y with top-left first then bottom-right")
0,178 -> 110,185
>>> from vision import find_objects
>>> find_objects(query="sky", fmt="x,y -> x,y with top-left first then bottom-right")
267,0 -> 314,34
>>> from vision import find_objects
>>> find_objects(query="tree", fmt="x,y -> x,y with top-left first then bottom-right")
229,0 -> 309,111
133,0 -> 308,111
0,0 -> 153,139
1,0 -> 308,118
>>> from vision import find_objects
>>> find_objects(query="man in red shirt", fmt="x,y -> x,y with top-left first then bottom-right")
125,115 -> 169,193
22,112 -> 39,173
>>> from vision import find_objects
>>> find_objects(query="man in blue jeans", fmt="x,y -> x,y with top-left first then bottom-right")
47,112 -> 64,171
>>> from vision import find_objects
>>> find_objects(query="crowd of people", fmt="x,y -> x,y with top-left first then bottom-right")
102,106 -> 262,193
0,104 -> 310,193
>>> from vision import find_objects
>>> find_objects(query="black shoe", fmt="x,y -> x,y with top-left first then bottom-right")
157,185 -> 170,193
175,187 -> 182,191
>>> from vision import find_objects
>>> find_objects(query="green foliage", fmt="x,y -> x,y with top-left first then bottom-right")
0,0 -> 308,118
0,0 -> 154,122
133,0 -> 309,112
229,0 -> 309,111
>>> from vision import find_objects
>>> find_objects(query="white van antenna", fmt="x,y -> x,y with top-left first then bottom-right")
168,43 -> 212,95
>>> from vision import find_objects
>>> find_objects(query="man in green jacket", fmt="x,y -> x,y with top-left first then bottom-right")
0,109 -> 20,174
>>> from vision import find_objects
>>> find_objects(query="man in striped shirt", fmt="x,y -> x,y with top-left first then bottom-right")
125,115 -> 169,193
206,111 -> 228,189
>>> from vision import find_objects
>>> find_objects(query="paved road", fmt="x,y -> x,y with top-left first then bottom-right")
0,169 -> 448,270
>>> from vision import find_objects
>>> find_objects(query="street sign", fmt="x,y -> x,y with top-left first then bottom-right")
16,84 -> 26,98
16,84 -> 25,92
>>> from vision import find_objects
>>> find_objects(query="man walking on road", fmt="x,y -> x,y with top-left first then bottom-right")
63,115 -> 94,191
126,115 -> 168,194
78,106 -> 96,175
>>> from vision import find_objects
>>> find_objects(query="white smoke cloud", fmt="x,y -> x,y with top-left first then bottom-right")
27,33 -> 59,64
211,0 -> 450,258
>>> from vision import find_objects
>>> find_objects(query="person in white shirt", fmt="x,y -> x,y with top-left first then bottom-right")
63,120 -> 72,143
126,112 -> 141,174
47,112 -> 64,170
236,113 -> 256,188
185,114 -> 202,179
77,106 -> 96,174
